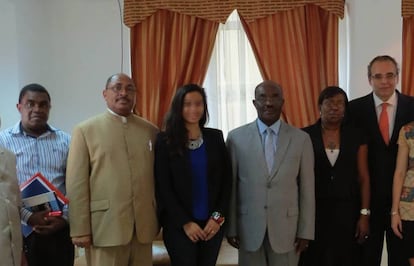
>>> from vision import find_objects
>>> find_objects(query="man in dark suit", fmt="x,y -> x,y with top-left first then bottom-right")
348,55 -> 414,266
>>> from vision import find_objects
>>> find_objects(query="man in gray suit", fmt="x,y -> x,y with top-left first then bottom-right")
226,80 -> 315,266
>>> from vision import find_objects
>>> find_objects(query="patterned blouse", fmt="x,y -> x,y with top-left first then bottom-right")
398,122 -> 414,221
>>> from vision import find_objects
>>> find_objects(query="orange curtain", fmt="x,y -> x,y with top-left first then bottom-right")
402,16 -> 414,95
240,4 -> 338,127
130,9 -> 219,127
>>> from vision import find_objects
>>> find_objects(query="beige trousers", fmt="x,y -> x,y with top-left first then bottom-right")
85,234 -> 152,266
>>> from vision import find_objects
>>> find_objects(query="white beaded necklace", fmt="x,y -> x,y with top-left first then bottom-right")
188,134 -> 204,150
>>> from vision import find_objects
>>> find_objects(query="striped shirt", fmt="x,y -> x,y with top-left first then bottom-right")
0,122 -> 70,222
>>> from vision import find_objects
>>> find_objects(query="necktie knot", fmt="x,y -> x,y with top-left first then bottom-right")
266,127 -> 273,136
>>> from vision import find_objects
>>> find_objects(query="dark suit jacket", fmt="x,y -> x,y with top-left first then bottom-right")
348,91 -> 414,207
303,120 -> 363,202
154,128 -> 232,229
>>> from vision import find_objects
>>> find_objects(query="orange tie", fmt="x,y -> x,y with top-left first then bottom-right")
379,103 -> 389,145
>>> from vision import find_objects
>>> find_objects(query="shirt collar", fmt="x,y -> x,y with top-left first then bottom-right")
256,118 -> 281,135
373,90 -> 397,107
107,108 -> 129,123
12,121 -> 55,137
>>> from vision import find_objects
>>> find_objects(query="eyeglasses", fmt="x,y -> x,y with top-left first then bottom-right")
22,101 -> 50,110
108,85 -> 136,94
371,73 -> 397,80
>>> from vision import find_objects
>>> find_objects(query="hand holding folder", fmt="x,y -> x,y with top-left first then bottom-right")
20,172 -> 69,236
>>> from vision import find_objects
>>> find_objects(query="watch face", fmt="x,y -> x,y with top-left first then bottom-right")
360,209 -> 370,215
212,212 -> 221,219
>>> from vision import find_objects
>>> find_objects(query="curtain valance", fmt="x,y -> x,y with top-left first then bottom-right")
402,0 -> 414,18
124,0 -> 344,27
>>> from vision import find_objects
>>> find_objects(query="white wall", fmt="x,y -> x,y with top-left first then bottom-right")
346,0 -> 402,99
0,0 -> 130,133
0,0 -> 404,132
0,0 -> 19,129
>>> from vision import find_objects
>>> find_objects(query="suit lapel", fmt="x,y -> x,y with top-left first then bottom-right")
367,91 -> 407,146
364,94 -> 389,146
246,121 -> 268,174
246,121 -> 268,171
270,122 -> 291,180
311,123 -> 337,167
392,92 -> 407,143
366,95 -> 381,135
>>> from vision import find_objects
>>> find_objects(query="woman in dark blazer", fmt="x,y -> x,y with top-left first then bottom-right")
154,84 -> 232,266
300,86 -> 371,266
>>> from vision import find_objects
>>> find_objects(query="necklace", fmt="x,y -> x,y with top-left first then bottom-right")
188,134 -> 204,150
322,124 -> 340,153
327,141 -> 336,153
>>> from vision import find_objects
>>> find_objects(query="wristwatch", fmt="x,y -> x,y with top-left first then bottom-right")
211,211 -> 225,226
360,208 -> 371,216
